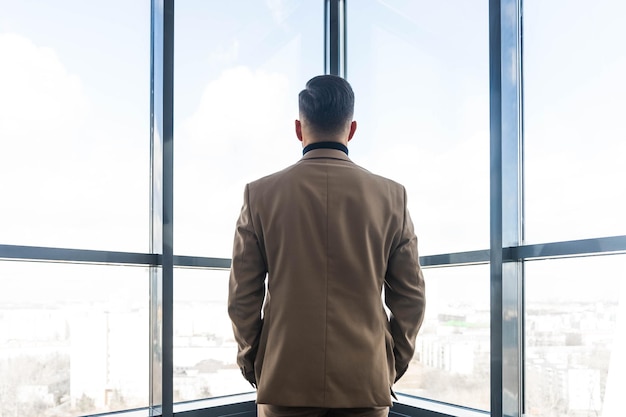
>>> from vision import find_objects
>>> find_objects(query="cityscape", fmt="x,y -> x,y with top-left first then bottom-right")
0,292 -> 620,417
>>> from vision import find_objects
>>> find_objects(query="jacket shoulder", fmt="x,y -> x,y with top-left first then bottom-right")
353,164 -> 407,195
246,162 -> 300,191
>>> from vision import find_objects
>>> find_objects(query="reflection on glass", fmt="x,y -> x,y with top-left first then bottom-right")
0,1 -> 150,251
149,267 -> 163,412
0,261 -> 149,416
524,0 -> 626,242
173,268 -> 252,402
525,256 -> 625,417
394,265 -> 490,410
174,1 -> 323,258
347,0 -> 489,256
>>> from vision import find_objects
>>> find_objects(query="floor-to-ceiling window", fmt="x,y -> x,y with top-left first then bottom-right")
523,0 -> 626,415
172,0 -> 323,402
0,1 -> 150,415
346,1 -> 490,410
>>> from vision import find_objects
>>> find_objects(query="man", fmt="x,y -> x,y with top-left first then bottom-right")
228,75 -> 425,417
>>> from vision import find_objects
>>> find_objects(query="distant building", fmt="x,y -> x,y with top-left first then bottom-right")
69,306 -> 148,409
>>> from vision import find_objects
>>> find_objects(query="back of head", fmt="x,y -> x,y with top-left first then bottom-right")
298,75 -> 355,136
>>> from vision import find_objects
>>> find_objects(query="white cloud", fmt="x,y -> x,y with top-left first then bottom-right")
0,33 -> 91,246
265,0 -> 290,26
0,33 -> 88,141
175,66 -> 298,256
182,66 -> 292,154
207,39 -> 240,66
0,33 -> 147,251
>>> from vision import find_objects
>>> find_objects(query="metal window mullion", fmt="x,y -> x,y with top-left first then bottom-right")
342,0 -> 347,78
162,1 -> 174,415
150,1 -> 174,416
501,0 -> 524,415
489,1 -> 504,416
325,0 -> 346,77
4,236 -> 626,267
491,0 -> 524,416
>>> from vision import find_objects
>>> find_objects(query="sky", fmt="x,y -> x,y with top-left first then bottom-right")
1,0 -> 624,256
0,0 -> 150,252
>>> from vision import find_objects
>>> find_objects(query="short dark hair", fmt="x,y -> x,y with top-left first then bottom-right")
298,75 -> 354,135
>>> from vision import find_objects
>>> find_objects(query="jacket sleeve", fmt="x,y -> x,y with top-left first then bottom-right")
228,184 -> 267,387
384,187 -> 426,382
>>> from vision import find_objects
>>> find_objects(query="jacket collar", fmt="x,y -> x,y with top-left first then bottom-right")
303,141 -> 348,155
300,148 -> 352,162
301,141 -> 351,162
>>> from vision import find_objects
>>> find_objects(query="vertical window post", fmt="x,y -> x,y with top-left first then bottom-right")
325,0 -> 346,77
150,0 -> 174,415
490,0 -> 523,416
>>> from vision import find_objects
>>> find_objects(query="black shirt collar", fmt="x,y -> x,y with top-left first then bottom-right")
302,141 -> 349,156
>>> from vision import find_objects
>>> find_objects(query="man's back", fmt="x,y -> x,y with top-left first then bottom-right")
228,75 -> 425,416
229,147 -> 425,407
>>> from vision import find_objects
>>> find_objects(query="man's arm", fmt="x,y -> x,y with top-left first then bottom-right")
228,184 -> 267,387
384,188 -> 426,382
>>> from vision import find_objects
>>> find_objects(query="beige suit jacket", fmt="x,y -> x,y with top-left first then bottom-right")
228,147 -> 426,408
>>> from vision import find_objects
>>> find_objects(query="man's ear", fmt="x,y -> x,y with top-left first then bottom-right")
347,121 -> 357,142
295,119 -> 303,142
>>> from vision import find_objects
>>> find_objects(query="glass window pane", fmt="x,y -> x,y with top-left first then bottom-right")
174,268 -> 252,402
394,265 -> 490,411
0,1 -> 150,252
524,0 -> 626,243
525,255 -> 625,417
174,1 -> 323,258
0,261 -> 149,416
347,0 -> 489,256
